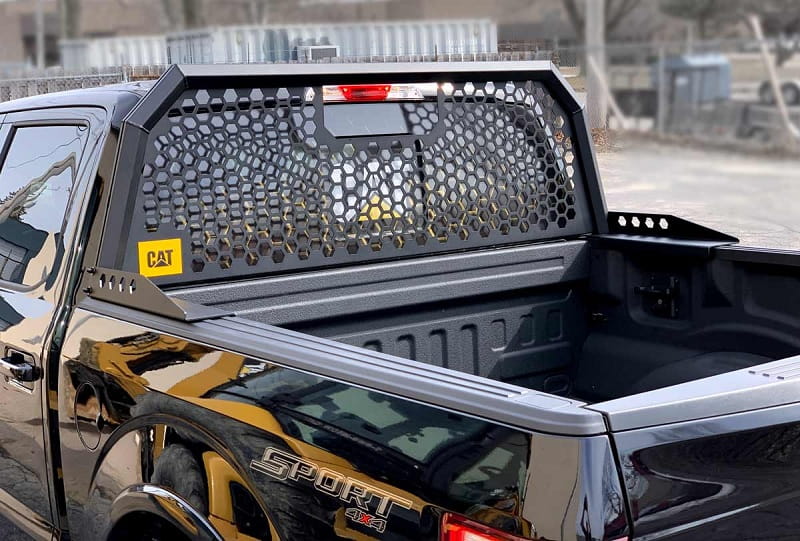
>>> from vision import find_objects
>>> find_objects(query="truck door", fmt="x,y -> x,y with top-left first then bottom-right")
0,110 -> 92,538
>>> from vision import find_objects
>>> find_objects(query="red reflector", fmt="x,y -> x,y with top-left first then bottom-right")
441,513 -> 527,541
338,84 -> 392,102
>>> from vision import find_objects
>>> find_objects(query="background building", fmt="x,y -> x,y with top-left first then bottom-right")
0,0 -> 689,68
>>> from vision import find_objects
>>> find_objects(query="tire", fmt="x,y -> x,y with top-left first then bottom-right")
758,80 -> 800,106
759,80 -> 775,104
151,444 -> 208,515
782,81 -> 800,106
108,512 -> 190,541
747,127 -> 771,143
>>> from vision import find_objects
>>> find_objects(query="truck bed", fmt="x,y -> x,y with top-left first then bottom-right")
172,237 -> 800,404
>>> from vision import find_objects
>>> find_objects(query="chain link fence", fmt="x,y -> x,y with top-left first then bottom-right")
1,38 -> 798,152
0,65 -> 165,102
0,53 -> 560,104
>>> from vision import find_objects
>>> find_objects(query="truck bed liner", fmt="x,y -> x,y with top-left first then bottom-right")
79,296 -> 608,435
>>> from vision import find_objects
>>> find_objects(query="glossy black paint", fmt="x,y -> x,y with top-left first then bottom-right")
58,309 -> 629,540
1,66 -> 798,541
0,105 -> 113,540
0,74 -> 628,541
614,403 -> 800,539
0,85 -> 144,538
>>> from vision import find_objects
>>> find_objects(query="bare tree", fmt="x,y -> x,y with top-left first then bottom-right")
562,0 -> 643,41
659,0 -> 800,39
658,0 -> 726,40
248,0 -> 269,24
181,0 -> 204,28
160,0 -> 205,30
59,0 -> 81,39
743,0 -> 800,66
740,0 -> 800,35
660,0 -> 800,63
160,0 -> 180,28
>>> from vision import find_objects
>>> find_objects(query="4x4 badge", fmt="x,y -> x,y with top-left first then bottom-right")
345,508 -> 387,533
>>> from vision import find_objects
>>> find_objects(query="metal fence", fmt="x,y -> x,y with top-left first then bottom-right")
1,36 -> 798,152
0,53 -> 556,103
0,71 -> 124,102
59,20 -> 499,69
0,65 -> 165,102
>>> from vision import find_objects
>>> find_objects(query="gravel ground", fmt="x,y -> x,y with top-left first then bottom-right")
596,137 -> 800,250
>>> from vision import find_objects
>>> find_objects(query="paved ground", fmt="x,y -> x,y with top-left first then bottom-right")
596,137 -> 800,250
0,135 -> 795,541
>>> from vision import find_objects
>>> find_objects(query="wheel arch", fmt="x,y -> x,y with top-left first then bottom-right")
75,407 -> 274,540
105,484 -> 223,541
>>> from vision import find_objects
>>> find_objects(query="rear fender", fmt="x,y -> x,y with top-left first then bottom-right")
74,411 -> 274,541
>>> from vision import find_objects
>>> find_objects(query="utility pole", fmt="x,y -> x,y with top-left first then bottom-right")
36,0 -> 45,69
748,14 -> 800,147
656,46 -> 667,135
686,21 -> 693,54
585,0 -> 606,129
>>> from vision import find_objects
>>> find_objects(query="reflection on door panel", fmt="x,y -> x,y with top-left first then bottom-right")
0,125 -> 86,286
0,122 -> 88,530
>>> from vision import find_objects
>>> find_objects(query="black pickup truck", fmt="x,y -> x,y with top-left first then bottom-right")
0,62 -> 799,541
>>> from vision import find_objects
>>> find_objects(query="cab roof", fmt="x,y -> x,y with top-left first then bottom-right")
0,80 -> 156,128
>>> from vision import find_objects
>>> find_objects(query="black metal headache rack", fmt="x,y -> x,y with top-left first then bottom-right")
99,62 -> 606,287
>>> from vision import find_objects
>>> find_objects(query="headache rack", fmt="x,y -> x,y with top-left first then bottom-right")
94,62 -> 606,290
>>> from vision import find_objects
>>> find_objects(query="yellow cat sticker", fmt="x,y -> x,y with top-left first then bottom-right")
138,238 -> 183,277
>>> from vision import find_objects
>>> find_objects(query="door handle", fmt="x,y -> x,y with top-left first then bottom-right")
0,349 -> 40,383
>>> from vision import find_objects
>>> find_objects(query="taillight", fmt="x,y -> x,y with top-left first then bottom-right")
441,513 -> 527,541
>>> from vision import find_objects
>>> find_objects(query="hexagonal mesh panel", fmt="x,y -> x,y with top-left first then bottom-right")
122,78 -> 592,282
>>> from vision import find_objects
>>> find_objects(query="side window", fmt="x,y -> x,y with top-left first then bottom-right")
0,125 -> 87,286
